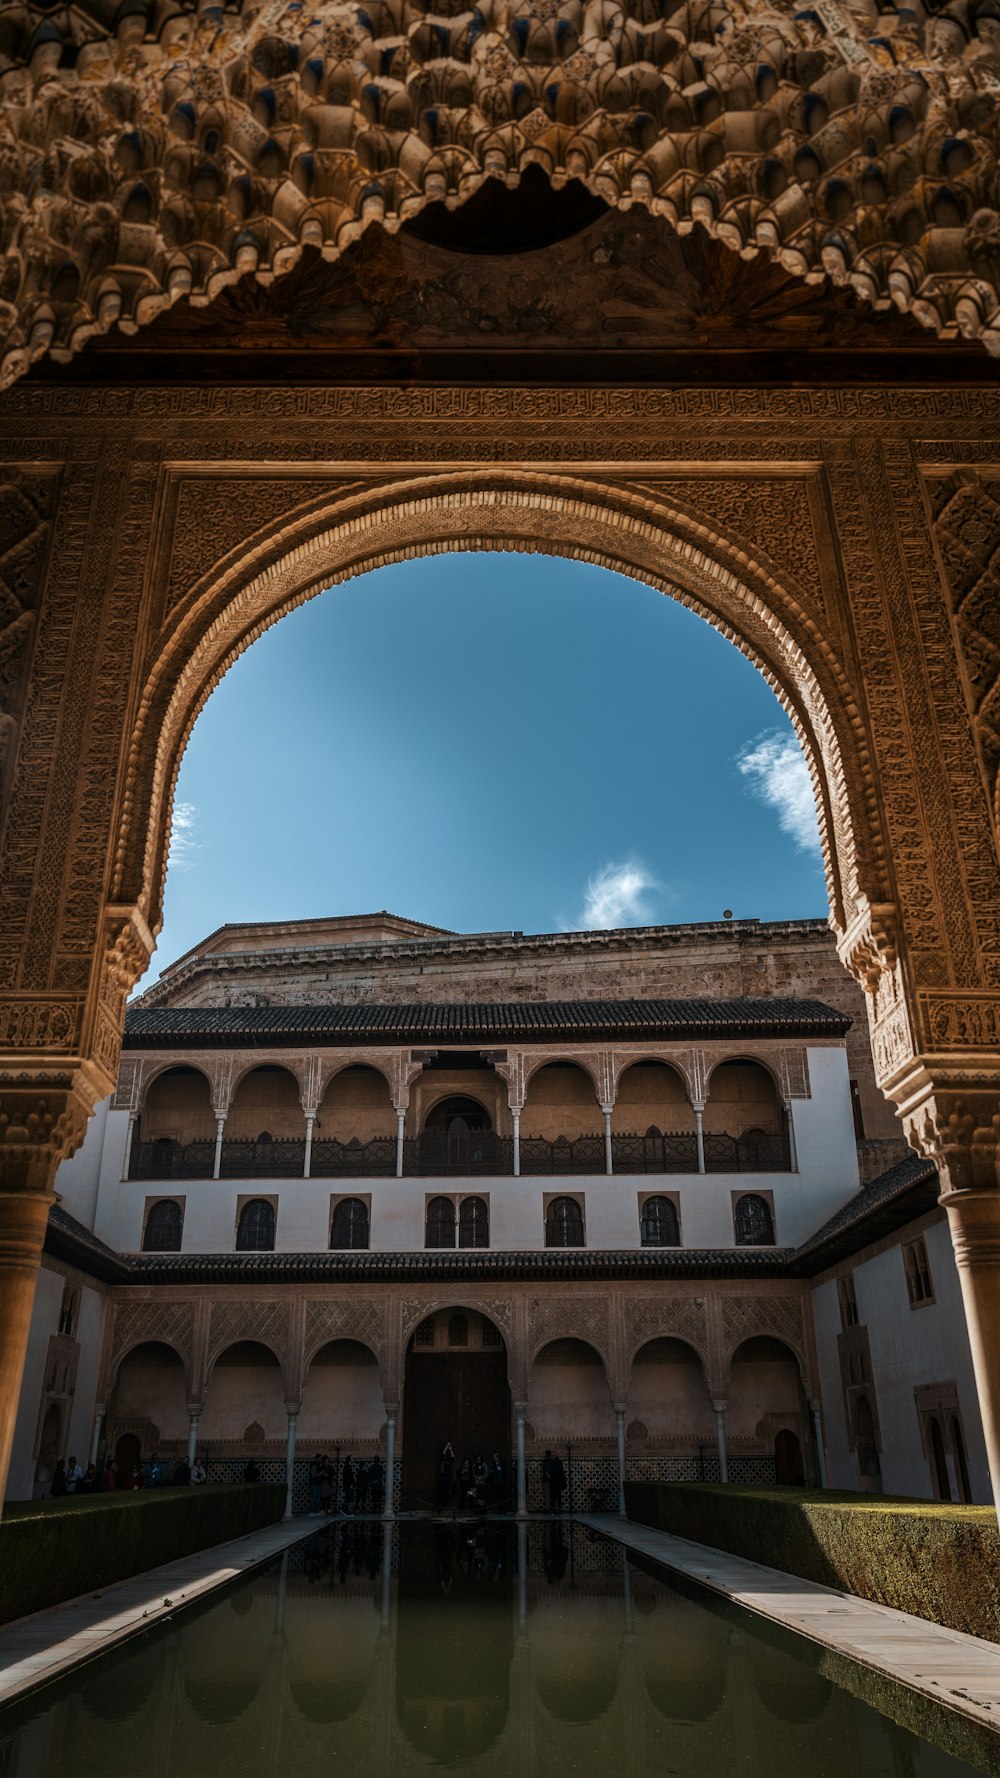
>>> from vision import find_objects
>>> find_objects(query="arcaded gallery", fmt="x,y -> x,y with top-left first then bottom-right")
1,0 -> 1000,1766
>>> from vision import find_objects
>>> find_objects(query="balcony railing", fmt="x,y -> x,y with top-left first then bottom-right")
129,1126 -> 792,1181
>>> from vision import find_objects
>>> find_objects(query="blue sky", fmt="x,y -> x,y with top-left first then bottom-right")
144,553 -> 827,990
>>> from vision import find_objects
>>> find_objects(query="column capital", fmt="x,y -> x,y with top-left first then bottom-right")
613,1402 -> 628,1417
284,1402 -> 300,1419
513,1399 -> 528,1415
711,1399 -> 728,1414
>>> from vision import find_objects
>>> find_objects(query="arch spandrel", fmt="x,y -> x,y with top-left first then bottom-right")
118,471 -> 881,956
2,0 -> 1000,377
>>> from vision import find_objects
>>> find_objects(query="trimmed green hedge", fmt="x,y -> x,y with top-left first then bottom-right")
0,1482 -> 285,1626
625,1482 -> 1000,1643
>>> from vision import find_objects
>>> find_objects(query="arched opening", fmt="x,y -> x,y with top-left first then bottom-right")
952,1417 -> 972,1503
298,1338 -> 383,1449
142,1197 -> 183,1252
313,1064 -> 396,1177
727,1337 -> 809,1485
639,1195 -> 680,1247
421,1095 -> 497,1174
704,1061 -> 789,1171
853,1394 -> 882,1493
133,1065 -> 214,1179
774,1427 -> 805,1486
628,1339 -> 714,1456
614,1062 -> 696,1171
111,1340 -> 188,1459
528,1338 -> 613,1507
545,1195 -> 585,1248
459,1195 -> 489,1249
236,1197 -> 276,1251
733,1193 -> 776,1246
401,1309 -> 510,1512
224,1065 -> 304,1176
928,1415 -> 952,1501
330,1196 -> 369,1250
521,1064 -> 602,1174
201,1340 -> 285,1448
425,1195 -> 456,1250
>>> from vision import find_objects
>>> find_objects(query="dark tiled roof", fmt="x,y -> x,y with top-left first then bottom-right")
786,1151 -> 939,1273
46,1205 -> 132,1283
124,996 -> 850,1047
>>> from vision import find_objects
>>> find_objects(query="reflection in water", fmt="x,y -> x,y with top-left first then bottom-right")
0,1522 -> 988,1778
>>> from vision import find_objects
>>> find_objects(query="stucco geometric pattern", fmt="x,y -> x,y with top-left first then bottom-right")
110,1299 -> 195,1380
721,1292 -> 806,1367
304,1297 -> 385,1365
0,468 -> 57,848
928,470 -> 1000,842
206,1298 -> 290,1372
528,1294 -> 610,1362
624,1295 -> 710,1365
2,0 -> 1000,386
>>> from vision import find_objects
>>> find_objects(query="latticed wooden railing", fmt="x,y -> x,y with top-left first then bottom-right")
130,1127 -> 792,1180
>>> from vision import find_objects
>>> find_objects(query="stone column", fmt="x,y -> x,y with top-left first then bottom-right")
614,1405 -> 628,1517
212,1113 -> 226,1181
514,1401 -> 528,1519
602,1107 -> 614,1176
512,1108 -> 521,1178
283,1408 -> 299,1520
121,1113 -> 136,1181
395,1111 -> 405,1179
90,1402 -> 107,1466
810,1400 -> 828,1488
383,1407 -> 397,1520
712,1400 -> 729,1484
693,1103 -> 706,1174
303,1112 -> 315,1179
187,1407 -> 201,1465
941,1184 -> 1000,1511
0,1178 -> 65,1515
784,1100 -> 798,1171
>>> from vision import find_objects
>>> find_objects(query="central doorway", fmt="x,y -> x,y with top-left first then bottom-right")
402,1310 -> 511,1511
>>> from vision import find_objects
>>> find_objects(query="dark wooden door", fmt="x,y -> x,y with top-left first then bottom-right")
402,1352 -> 510,1509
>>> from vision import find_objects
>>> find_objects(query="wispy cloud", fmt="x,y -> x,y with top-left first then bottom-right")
573,858 -> 664,931
736,731 -> 821,854
168,800 -> 201,872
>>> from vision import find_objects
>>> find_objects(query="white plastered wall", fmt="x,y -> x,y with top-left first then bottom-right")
6,1260 -> 107,1502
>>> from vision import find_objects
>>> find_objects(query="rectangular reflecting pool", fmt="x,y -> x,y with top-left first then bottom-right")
1,1520 -> 996,1777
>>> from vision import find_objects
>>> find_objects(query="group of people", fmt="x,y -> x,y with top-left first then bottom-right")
435,1444 -> 509,1513
49,1450 -> 208,1496
307,1452 -> 386,1516
542,1449 -> 568,1513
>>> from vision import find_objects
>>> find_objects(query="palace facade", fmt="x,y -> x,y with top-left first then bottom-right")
7,913 -> 990,1512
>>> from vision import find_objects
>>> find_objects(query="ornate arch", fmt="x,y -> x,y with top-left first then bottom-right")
0,0 -> 999,384
612,1052 -> 696,1103
112,471 -> 884,972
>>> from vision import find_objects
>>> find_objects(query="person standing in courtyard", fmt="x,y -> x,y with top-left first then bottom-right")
550,1452 -> 567,1514
65,1455 -> 83,1494
369,1452 -> 385,1515
436,1441 -> 454,1512
542,1450 -> 554,1511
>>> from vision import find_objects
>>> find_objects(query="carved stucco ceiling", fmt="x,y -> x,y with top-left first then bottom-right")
1,0 -> 1000,386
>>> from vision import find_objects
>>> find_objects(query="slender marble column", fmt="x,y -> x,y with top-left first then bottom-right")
693,1104 -> 706,1174
512,1109 -> 521,1178
395,1111 -> 405,1179
785,1100 -> 798,1171
383,1409 -> 397,1520
515,1401 -> 528,1518
614,1405 -> 628,1516
810,1399 -> 828,1488
121,1114 -> 136,1181
303,1112 -> 315,1179
712,1400 -> 729,1484
212,1114 -> 226,1180
283,1410 -> 298,1520
187,1408 -> 201,1465
90,1403 -> 106,1466
602,1108 -> 614,1176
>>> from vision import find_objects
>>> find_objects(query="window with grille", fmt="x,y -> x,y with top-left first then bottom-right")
425,1196 -> 456,1249
143,1199 -> 183,1253
545,1196 -> 584,1248
236,1198 -> 275,1251
838,1273 -> 859,1328
640,1196 -> 679,1247
481,1318 -> 502,1348
459,1196 -> 489,1249
733,1193 -> 775,1246
414,1318 -> 435,1347
331,1197 -> 369,1250
903,1238 -> 933,1306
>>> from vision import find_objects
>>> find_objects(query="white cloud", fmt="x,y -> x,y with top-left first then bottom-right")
575,858 -> 663,931
736,731 -> 821,854
167,800 -> 201,872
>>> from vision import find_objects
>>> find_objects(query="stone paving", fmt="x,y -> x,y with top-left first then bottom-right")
581,1514 -> 1000,1735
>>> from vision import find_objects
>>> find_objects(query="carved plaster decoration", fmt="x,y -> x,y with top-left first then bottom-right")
0,467 -> 58,840
927,470 -> 1000,845
303,1296 -> 385,1366
0,0 -> 1000,383
205,1298 -> 291,1381
624,1294 -> 710,1367
108,1299 -> 196,1391
528,1294 -> 611,1366
721,1292 -> 809,1379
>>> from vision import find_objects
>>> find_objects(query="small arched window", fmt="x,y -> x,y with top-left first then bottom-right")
459,1196 -> 489,1249
733,1193 -> 775,1246
143,1199 -> 183,1253
928,1415 -> 952,1501
331,1197 -> 369,1250
448,1313 -> 469,1347
640,1196 -> 679,1247
236,1198 -> 275,1252
545,1196 -> 584,1248
425,1196 -> 456,1249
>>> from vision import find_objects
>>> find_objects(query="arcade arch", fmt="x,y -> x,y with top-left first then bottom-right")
402,1308 -> 511,1510
527,1338 -> 614,1454
1,440 -> 1000,1515
298,1339 -> 383,1449
200,1341 -> 287,1447
628,1338 -> 715,1450
110,1340 -> 189,1453
725,1336 -> 811,1481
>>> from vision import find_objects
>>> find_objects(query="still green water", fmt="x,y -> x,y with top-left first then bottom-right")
0,1521 -> 993,1777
